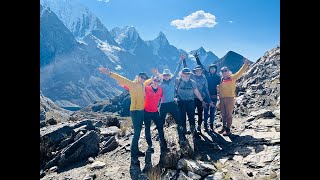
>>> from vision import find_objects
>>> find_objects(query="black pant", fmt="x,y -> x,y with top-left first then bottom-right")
194,98 -> 203,126
178,100 -> 195,134
144,111 -> 167,151
159,102 -> 184,141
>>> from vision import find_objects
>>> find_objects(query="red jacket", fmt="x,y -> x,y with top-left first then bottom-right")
144,86 -> 163,112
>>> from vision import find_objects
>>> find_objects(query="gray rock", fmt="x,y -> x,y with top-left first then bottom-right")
251,84 -> 263,90
178,171 -> 192,180
177,158 -> 216,177
40,110 -> 46,121
40,124 -> 75,146
40,170 -> 45,178
162,149 -> 181,169
74,131 -> 84,141
83,173 -> 96,180
71,120 -> 95,131
58,137 -> 73,150
88,157 -> 95,163
49,166 -> 58,172
162,169 -> 177,180
74,125 -> 89,133
56,131 -> 99,168
47,118 -> 57,125
249,109 -> 275,119
100,126 -> 121,136
89,161 -> 106,170
94,121 -> 103,128
40,121 -> 47,128
245,116 -> 255,122
100,135 -> 112,142
204,172 -> 224,180
99,136 -> 119,154
187,171 -> 201,180
273,109 -> 280,120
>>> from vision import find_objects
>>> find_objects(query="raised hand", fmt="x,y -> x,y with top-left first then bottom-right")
193,52 -> 199,59
179,54 -> 186,62
151,68 -> 158,74
98,66 -> 111,75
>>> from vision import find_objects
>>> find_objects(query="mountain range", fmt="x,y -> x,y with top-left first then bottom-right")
40,0 -> 251,108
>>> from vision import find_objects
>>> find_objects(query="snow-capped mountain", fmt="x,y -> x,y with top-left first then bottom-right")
40,0 -> 118,46
40,4 -> 122,107
189,46 -> 219,68
40,4 -> 77,67
40,0 -> 247,108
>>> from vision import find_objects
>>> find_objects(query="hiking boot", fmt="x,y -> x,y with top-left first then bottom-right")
137,150 -> 145,157
218,127 -> 226,134
147,146 -> 154,153
222,129 -> 231,136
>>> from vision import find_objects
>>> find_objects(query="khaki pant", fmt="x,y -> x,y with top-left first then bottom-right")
220,97 -> 235,128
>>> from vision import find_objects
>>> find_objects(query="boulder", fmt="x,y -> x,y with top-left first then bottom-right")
187,171 -> 201,180
47,130 -> 100,169
47,118 -> 57,125
100,126 -> 121,136
177,158 -> 216,177
99,136 -> 119,154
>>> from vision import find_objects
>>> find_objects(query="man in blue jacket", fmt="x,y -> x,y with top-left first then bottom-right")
194,53 -> 221,132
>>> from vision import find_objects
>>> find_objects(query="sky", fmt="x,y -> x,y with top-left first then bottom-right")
79,0 -> 280,61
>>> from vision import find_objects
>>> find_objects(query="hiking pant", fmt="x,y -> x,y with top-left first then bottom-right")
144,111 -> 167,151
178,100 -> 195,134
130,110 -> 144,160
159,101 -> 184,140
203,97 -> 218,127
194,98 -> 204,127
220,97 -> 235,129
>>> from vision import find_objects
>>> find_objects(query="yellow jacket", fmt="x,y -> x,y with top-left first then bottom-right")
219,63 -> 248,98
110,72 -> 151,111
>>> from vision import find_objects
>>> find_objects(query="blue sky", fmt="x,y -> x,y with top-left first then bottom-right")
80,0 -> 279,61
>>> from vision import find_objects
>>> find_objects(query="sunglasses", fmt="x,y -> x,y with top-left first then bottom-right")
163,74 -> 171,77
182,73 -> 191,75
140,76 -> 147,80
221,70 -> 228,73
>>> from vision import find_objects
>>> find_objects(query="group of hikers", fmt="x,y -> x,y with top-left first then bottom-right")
98,53 -> 249,165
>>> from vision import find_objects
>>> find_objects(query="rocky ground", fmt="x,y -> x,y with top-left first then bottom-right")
40,46 -> 280,179
40,91 -> 72,126
40,108 -> 279,180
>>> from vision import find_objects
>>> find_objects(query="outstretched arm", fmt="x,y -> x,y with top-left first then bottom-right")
232,58 -> 249,80
152,68 -> 163,79
194,52 -> 208,76
173,54 -> 185,77
98,66 -> 134,88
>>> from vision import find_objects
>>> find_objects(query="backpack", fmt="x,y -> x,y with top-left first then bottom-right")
175,78 -> 193,100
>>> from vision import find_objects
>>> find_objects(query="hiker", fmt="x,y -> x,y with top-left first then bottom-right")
182,56 -> 211,134
98,66 -> 151,165
218,59 -> 249,136
151,54 -> 184,142
175,66 -> 206,136
194,53 -> 221,132
143,76 -> 168,158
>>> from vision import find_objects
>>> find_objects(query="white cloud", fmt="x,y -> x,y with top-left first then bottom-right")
97,0 -> 110,2
229,20 -> 233,23
170,10 -> 217,30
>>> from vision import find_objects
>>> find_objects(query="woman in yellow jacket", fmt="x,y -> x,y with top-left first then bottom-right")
98,66 -> 151,165
218,59 -> 249,136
